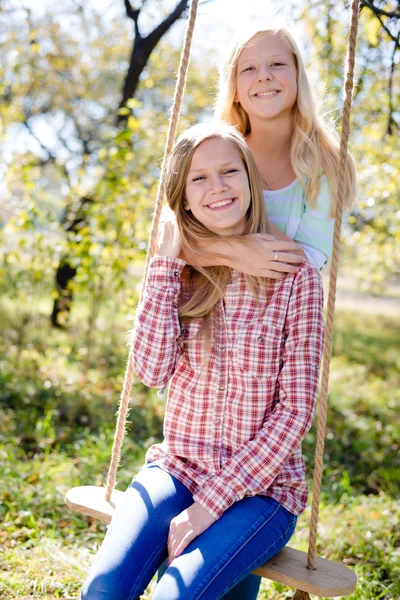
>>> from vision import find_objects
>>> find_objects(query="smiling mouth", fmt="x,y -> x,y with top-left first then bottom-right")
254,90 -> 280,97
207,198 -> 236,210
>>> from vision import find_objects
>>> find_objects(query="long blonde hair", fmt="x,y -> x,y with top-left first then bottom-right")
164,123 -> 271,325
215,24 -> 357,212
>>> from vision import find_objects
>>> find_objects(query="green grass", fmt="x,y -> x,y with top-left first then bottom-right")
1,307 -> 399,599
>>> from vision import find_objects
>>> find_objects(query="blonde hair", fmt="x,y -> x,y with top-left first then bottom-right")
215,24 -> 357,212
164,123 -> 270,325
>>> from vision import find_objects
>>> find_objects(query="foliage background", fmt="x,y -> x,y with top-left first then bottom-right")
0,0 -> 399,598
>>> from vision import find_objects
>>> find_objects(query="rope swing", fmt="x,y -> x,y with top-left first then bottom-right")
66,0 -> 361,596
104,0 -> 200,502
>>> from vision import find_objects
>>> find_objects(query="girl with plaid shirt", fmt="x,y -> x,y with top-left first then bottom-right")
153,23 -> 356,597
81,123 -> 324,600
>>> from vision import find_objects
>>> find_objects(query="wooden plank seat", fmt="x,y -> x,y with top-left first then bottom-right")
65,485 -> 357,597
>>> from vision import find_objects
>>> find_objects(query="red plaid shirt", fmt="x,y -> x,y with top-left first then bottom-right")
131,256 -> 324,520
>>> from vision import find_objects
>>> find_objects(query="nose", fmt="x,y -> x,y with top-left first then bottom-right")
209,174 -> 227,194
258,65 -> 273,82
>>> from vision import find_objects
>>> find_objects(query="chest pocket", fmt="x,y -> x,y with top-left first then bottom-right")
234,323 -> 282,379
178,319 -> 204,370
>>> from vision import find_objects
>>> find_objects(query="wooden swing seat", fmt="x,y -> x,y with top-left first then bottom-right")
65,485 -> 357,598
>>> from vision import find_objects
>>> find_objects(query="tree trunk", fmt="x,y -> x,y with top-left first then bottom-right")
50,262 -> 77,328
50,0 -> 190,327
51,195 -> 93,328
117,0 -> 189,122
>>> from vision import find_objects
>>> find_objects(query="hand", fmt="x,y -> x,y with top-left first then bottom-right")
167,502 -> 216,563
230,233 -> 305,279
158,205 -> 181,258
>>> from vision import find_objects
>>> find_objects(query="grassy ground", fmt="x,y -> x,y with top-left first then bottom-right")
0,305 -> 399,599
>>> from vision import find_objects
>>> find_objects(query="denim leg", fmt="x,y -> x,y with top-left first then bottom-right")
158,564 -> 261,599
219,574 -> 261,600
153,495 -> 296,600
80,463 -> 193,600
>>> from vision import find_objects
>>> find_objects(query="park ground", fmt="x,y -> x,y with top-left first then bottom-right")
0,281 -> 399,599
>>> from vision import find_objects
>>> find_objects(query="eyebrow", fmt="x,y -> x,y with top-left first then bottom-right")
240,54 -> 287,64
188,162 -> 241,174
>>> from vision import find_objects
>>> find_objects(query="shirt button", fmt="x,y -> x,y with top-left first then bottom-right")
173,270 -> 179,277
214,447 -> 219,452
215,419 -> 221,424
221,348 -> 226,354
219,385 -> 225,391
173,302 -> 178,308
257,335 -> 264,343
181,328 -> 188,335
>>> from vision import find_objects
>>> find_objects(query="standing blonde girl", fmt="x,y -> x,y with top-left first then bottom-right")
81,123 -> 324,600
191,23 -> 357,277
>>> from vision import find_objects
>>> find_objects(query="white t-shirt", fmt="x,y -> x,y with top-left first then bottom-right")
264,176 -> 334,270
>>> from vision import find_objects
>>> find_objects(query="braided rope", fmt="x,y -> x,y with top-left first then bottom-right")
292,590 -> 311,600
304,0 -> 360,577
105,0 -> 199,500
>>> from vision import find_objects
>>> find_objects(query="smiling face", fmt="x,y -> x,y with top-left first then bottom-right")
184,136 -> 251,237
235,32 -> 297,124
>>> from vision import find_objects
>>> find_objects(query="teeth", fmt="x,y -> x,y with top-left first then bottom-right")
208,198 -> 234,209
256,91 -> 278,96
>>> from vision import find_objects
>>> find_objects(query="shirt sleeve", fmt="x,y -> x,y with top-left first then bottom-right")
193,264 -> 324,520
130,255 -> 186,388
300,243 -> 327,271
295,176 -> 334,270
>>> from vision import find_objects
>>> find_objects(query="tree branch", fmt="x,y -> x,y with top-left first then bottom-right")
360,0 -> 400,19
124,0 -> 142,40
387,39 -> 398,135
145,0 -> 189,50
118,0 -> 190,120
373,9 -> 400,46
23,118 -> 72,186
23,117 -> 57,161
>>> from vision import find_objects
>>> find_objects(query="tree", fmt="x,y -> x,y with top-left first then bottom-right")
1,0 -> 215,326
360,0 -> 399,135
0,0 -> 215,332
118,0 -> 189,122
51,0 -> 198,327
293,0 -> 399,288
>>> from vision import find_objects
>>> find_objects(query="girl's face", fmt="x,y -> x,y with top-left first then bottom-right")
184,137 -> 251,237
235,32 -> 297,124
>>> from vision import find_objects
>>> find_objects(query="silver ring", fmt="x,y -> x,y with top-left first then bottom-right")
274,250 -> 279,261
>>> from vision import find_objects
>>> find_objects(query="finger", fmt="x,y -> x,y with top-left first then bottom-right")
168,525 -> 186,562
272,244 -> 304,254
272,252 -> 304,264
266,261 -> 302,273
167,533 -> 178,564
259,238 -> 302,252
174,530 -> 195,559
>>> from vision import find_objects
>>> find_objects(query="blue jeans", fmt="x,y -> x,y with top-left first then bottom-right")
157,559 -> 262,599
81,463 -> 296,600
